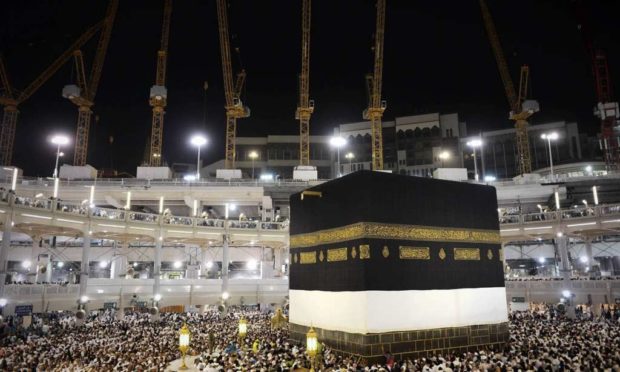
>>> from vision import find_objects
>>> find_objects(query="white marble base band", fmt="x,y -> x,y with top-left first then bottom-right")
290,287 -> 509,334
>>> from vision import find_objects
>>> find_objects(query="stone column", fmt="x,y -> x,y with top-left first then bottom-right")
284,247 -> 290,276
110,255 -> 127,279
500,242 -> 507,274
116,287 -> 124,320
28,235 -> 40,283
0,203 -> 13,298
274,247 -> 283,276
584,237 -> 595,268
222,233 -> 229,298
43,254 -> 52,283
78,228 -> 92,302
557,235 -> 571,282
153,234 -> 163,299
556,235 -> 575,318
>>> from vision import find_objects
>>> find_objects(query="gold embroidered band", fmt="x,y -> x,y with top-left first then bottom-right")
454,248 -> 480,261
327,248 -> 348,262
299,252 -> 316,264
359,245 -> 370,259
290,222 -> 500,249
399,246 -> 430,260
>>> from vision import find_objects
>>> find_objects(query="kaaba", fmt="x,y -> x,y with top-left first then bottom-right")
288,170 -> 508,361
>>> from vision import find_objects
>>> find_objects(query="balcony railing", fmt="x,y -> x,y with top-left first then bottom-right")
499,203 -> 620,226
4,197 -> 288,231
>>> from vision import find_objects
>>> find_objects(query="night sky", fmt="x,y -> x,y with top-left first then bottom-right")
2,0 -> 619,176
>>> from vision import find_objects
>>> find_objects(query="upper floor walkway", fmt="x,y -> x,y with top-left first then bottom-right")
499,203 -> 620,241
0,197 -> 288,248
2,197 -> 620,245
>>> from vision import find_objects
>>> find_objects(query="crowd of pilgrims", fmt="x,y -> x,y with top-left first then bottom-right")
0,305 -> 619,371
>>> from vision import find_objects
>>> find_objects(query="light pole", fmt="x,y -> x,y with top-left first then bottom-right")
345,152 -> 354,173
466,139 -> 482,181
50,135 -> 70,178
438,151 -> 450,168
330,136 -> 347,177
306,326 -> 318,372
238,317 -> 247,349
190,135 -> 207,180
249,151 -> 258,179
541,132 -> 558,179
178,323 -> 191,370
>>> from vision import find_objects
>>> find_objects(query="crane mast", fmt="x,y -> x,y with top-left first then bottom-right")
0,21 -> 102,166
574,0 -> 619,170
149,0 -> 173,166
593,49 -> 620,170
479,0 -> 537,175
65,0 -> 118,167
363,0 -> 386,171
296,0 -> 313,166
216,0 -> 249,170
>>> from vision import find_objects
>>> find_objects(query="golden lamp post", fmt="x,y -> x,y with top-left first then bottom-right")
238,317 -> 248,348
178,323 -> 191,370
306,326 -> 318,372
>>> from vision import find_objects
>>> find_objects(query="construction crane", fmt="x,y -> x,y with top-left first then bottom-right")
63,0 -> 118,166
574,0 -> 619,170
479,0 -> 539,176
0,22 -> 102,166
363,0 -> 387,171
592,50 -> 619,170
148,0 -> 173,167
295,0 -> 314,166
216,0 -> 249,170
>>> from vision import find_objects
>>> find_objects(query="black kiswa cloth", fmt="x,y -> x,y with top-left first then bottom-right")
289,170 -> 504,292
290,170 -> 499,235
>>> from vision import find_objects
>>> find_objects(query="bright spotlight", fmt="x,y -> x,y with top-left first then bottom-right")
0,298 -> 7,307
99,261 -> 108,268
247,260 -> 258,270
222,291 -> 230,300
538,257 -> 545,264
329,136 -> 347,148
206,261 -> 214,270
154,294 -> 162,302
173,261 -> 182,269
483,175 -> 496,182
22,260 -> 32,269
190,135 -> 207,147
57,261 -> 64,268
541,132 -> 559,140
133,262 -> 138,267
183,174 -> 197,181
562,290 -> 571,298
579,256 -> 588,263
51,135 -> 70,146
80,295 -> 89,303
229,204 -> 237,211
